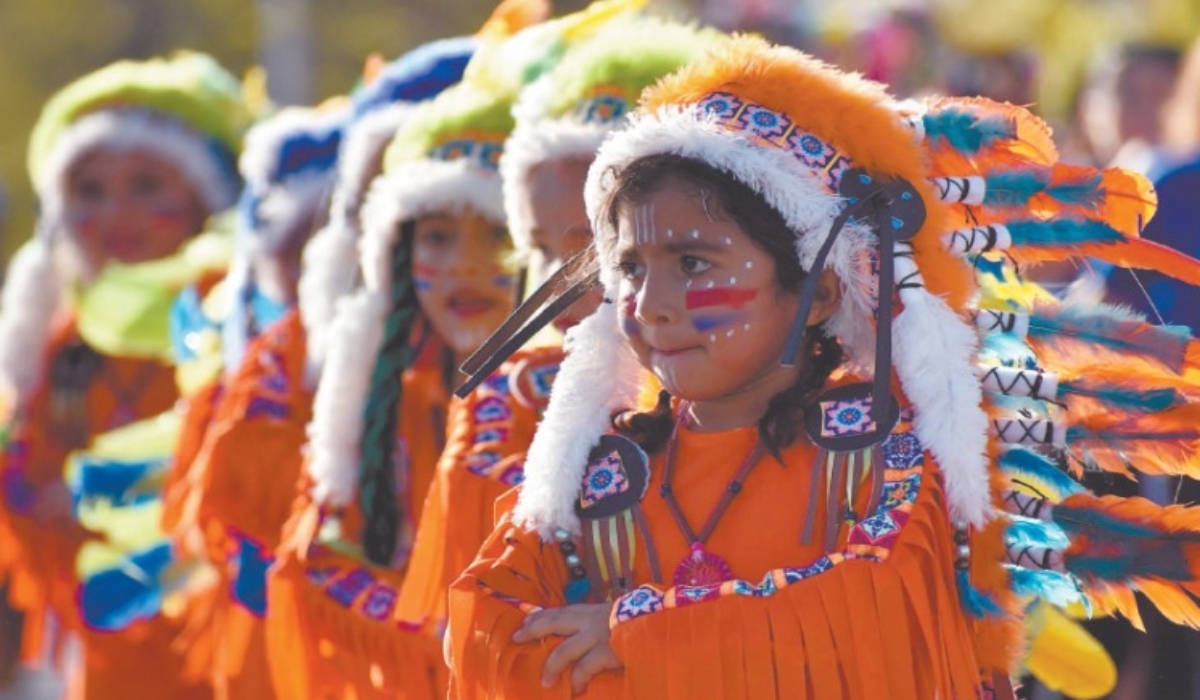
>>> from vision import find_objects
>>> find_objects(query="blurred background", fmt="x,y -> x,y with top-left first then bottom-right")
1,0 -> 1199,265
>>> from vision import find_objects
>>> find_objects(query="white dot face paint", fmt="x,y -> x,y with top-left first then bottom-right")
729,277 -> 737,285
722,237 -> 732,246
666,229 -> 674,239
745,261 -> 754,269
691,229 -> 700,239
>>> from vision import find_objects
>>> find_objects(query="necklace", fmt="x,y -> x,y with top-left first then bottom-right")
659,404 -> 764,587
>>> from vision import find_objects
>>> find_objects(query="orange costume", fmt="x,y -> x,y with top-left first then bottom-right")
447,32 -> 1200,699
0,320 -> 208,699
265,361 -> 449,699
397,345 -> 562,637
449,407 -> 980,699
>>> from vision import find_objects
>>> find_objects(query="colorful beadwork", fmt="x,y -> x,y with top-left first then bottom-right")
572,88 -> 629,126
429,134 -> 504,171
324,567 -> 374,607
473,395 -> 511,424
360,583 -> 399,621
580,450 -> 631,508
695,91 -> 852,192
820,396 -> 878,438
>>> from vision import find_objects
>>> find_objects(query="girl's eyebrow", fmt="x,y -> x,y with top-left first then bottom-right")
663,236 -> 726,254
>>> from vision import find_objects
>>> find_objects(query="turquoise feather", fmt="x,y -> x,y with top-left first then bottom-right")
923,108 -> 1014,154
1006,219 -> 1125,247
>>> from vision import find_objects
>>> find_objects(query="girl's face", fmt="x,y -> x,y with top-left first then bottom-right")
64,148 -> 206,267
614,178 -> 839,403
519,158 -> 601,331
412,209 -> 515,358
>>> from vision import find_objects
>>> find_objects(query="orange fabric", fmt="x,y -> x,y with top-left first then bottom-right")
447,423 -> 981,699
165,310 -> 312,699
0,317 -> 209,697
264,364 -> 450,700
397,345 -> 563,637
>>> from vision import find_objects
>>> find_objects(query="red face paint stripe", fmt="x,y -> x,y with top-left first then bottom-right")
412,263 -> 439,278
685,287 -> 758,310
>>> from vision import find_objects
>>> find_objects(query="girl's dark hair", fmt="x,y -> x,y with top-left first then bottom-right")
604,154 -> 844,456
358,219 -> 421,566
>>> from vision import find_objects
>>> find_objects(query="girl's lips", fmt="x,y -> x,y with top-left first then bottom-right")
651,346 -> 697,358
447,291 -> 500,318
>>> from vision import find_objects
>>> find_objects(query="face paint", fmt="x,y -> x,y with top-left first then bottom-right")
691,310 -> 750,332
621,293 -> 640,338
412,262 -> 437,292
492,273 -> 514,288
634,202 -> 656,245
684,287 -> 758,310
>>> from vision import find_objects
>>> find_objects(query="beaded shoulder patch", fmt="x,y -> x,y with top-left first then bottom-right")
611,412 -> 926,626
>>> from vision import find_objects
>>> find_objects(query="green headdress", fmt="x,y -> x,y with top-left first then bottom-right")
28,51 -> 253,223
501,15 -> 725,256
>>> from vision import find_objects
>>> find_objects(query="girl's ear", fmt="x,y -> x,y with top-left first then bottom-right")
806,269 -> 842,326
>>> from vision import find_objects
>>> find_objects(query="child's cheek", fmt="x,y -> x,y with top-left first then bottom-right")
685,285 -> 758,343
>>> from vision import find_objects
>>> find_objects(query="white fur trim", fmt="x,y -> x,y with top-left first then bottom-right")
0,239 -> 63,409
500,120 -> 608,259
37,108 -> 237,225
306,287 -> 387,507
247,170 -> 334,255
359,160 -> 505,292
893,272 -> 993,527
337,104 -> 414,212
298,217 -> 360,387
296,105 -> 413,385
238,107 -> 345,192
512,301 -> 643,538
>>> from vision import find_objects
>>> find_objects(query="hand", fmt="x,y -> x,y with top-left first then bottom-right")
512,602 -> 622,694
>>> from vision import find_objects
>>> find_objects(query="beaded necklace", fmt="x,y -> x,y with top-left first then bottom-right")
659,404 -> 764,587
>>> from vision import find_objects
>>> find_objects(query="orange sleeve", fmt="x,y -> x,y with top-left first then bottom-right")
397,346 -> 560,636
447,498 -> 572,700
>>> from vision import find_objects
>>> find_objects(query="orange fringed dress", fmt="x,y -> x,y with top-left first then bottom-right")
448,410 -> 981,699
161,309 -> 313,699
0,315 -> 212,699
265,363 -> 449,700
396,345 -> 563,638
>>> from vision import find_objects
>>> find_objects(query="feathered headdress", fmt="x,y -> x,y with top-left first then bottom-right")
465,34 -> 1200,680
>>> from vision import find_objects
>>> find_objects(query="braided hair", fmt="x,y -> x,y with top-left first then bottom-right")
357,220 -> 420,566
603,154 -> 846,456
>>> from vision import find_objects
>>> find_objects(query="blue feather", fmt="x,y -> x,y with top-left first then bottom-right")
1045,173 -> 1104,209
922,108 -> 1015,154
1007,566 -> 1088,610
956,569 -> 1005,618
999,447 -> 1085,500
1027,303 -> 1190,373
1006,218 -> 1126,247
1006,515 -> 1071,550
1060,383 -> 1177,413
983,170 -> 1049,207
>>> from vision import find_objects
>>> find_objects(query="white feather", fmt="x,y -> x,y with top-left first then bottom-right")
0,239 -> 63,408
306,287 -> 387,507
513,301 -> 643,538
893,282 -> 994,527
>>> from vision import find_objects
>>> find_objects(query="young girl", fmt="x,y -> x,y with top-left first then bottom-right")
0,52 -> 250,698
263,79 -> 521,700
393,11 -> 722,656
448,35 -> 1200,698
